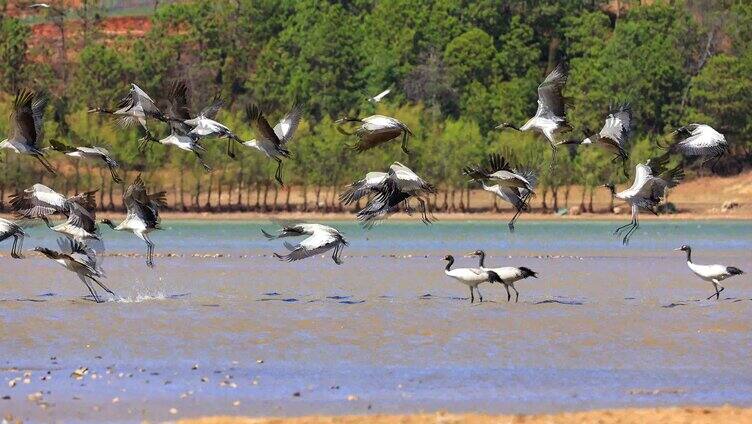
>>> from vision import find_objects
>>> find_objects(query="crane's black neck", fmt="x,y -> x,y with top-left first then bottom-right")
476,251 -> 486,267
445,256 -> 454,271
684,247 -> 692,263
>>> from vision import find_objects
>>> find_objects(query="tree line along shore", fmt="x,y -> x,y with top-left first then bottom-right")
0,2 -> 749,215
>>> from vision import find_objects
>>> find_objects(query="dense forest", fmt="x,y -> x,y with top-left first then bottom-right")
0,0 -> 749,213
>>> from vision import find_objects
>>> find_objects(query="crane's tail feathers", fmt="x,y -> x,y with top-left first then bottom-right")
727,266 -> 744,275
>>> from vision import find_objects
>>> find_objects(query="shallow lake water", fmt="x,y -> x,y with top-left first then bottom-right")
1,220 -> 751,422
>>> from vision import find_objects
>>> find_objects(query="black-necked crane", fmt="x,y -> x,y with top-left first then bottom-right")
35,237 -> 114,303
0,89 -> 55,174
495,63 -> 571,165
661,124 -> 728,167
675,245 -> 744,300
100,175 -> 166,268
603,154 -> 684,245
0,218 -> 27,259
470,250 -> 538,302
463,153 -> 536,232
341,162 -> 436,228
49,139 -> 122,183
335,115 -> 413,154
89,83 -> 166,140
244,103 -> 302,186
182,96 -> 243,159
560,103 -> 632,177
262,222 -> 348,265
148,80 -> 211,171
10,184 -> 99,241
443,254 -> 503,303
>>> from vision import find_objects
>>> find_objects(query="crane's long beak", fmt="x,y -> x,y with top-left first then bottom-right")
673,247 -> 683,251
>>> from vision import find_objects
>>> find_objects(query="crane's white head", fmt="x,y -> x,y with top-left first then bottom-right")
674,245 -> 691,252
602,183 -> 616,195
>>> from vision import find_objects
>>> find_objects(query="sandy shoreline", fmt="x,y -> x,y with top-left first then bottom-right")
117,210 -> 752,221
1,210 -> 750,223
178,406 -> 752,424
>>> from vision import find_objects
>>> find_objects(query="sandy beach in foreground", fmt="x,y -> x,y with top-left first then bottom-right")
178,406 -> 752,424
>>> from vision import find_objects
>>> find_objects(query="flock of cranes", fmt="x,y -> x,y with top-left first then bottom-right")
0,62 -> 744,303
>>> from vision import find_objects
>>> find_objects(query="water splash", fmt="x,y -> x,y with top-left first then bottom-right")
114,289 -> 168,303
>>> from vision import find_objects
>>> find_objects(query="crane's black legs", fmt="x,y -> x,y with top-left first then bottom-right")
613,216 -> 639,244
508,207 -> 524,233
331,244 -> 344,265
226,139 -> 235,159
511,284 -> 519,303
34,154 -> 56,175
80,277 -> 102,303
194,150 -> 212,172
613,221 -> 634,235
274,158 -> 284,186
509,192 -> 533,232
622,219 -> 639,245
504,284 -> 511,302
108,165 -> 123,184
476,286 -> 483,303
401,131 -> 410,155
416,198 -> 432,225
548,143 -> 558,170
145,240 -> 155,268
469,286 -> 474,303
10,235 -> 22,259
90,276 -> 116,297
707,283 -> 724,300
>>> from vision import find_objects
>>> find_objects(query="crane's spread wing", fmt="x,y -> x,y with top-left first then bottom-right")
246,103 -> 282,147
352,128 -> 402,152
536,63 -> 567,118
463,153 -> 511,181
275,232 -> 338,262
388,162 -> 435,194
167,80 -> 192,121
671,124 -> 727,157
273,104 -> 303,144
199,96 -> 224,119
57,237 -> 99,273
600,103 -> 632,146
130,84 -> 162,117
339,171 -> 388,204
10,184 -> 68,218
124,175 -> 165,226
10,89 -> 45,148
635,164 -> 684,208
68,190 -> 97,213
